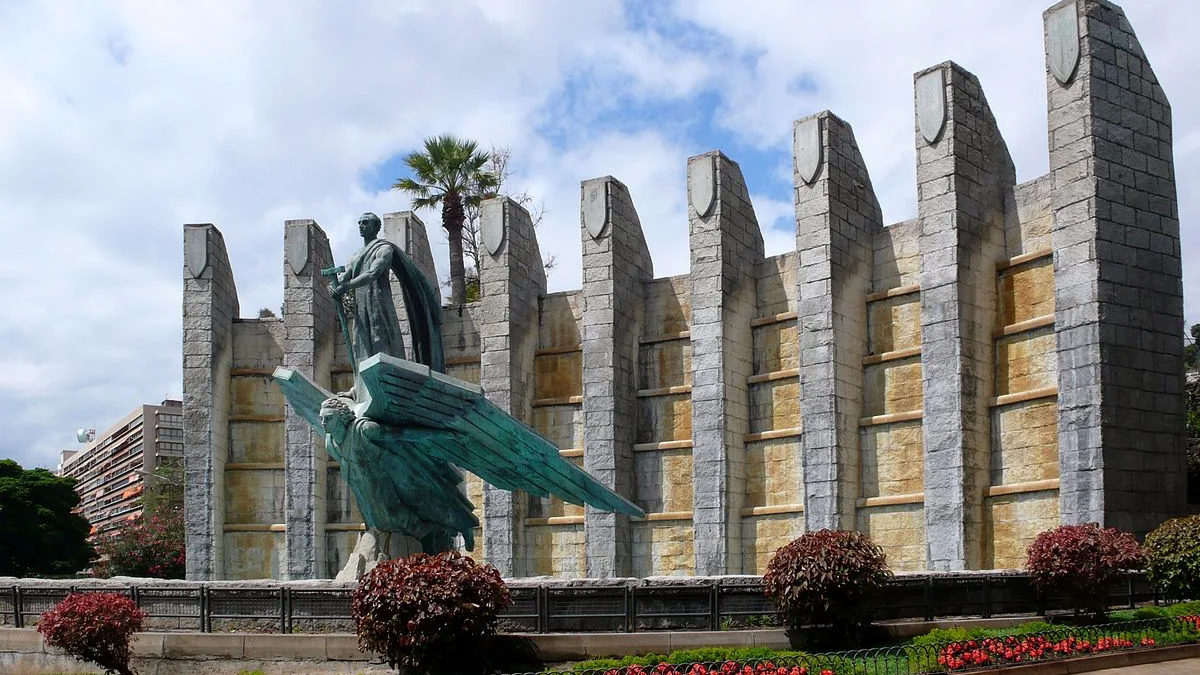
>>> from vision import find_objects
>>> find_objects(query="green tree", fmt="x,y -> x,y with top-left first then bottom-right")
0,459 -> 94,577
393,135 -> 499,305
1185,322 -> 1198,373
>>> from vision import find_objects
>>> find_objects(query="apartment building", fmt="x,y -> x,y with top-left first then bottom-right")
58,399 -> 184,537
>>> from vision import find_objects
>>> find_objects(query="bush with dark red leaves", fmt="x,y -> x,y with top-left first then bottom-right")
37,592 -> 146,675
351,550 -> 511,675
763,529 -> 892,646
1026,523 -> 1144,619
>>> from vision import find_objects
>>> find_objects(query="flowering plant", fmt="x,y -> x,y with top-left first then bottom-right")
94,508 -> 185,578
37,592 -> 146,675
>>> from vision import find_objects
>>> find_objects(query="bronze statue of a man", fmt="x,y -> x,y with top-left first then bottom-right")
330,213 -> 406,364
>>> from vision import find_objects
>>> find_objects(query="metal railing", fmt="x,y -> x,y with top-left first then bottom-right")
501,617 -> 1200,675
0,571 -> 1160,634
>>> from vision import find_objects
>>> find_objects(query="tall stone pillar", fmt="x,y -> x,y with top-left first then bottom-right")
915,62 -> 1015,570
688,152 -> 764,576
1045,0 -> 1185,533
183,223 -> 239,581
382,211 -> 441,357
281,220 -> 337,579
580,176 -> 653,578
478,197 -> 547,577
794,112 -> 882,532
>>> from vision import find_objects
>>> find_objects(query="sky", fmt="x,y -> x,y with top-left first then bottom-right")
0,0 -> 1196,470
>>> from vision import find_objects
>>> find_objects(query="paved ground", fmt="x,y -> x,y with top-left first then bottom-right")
1091,656 -> 1200,673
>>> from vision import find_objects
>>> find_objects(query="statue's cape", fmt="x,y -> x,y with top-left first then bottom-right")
273,355 -> 646,522
353,238 -> 445,373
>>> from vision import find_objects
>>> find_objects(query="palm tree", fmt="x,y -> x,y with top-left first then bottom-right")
393,135 -> 499,305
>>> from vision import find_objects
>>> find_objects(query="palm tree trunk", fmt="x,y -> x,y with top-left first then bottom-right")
444,193 -> 468,305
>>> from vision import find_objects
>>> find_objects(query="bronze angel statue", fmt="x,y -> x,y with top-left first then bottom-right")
274,213 -> 642,567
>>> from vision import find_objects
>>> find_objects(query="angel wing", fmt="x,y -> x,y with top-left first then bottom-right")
355,353 -> 645,519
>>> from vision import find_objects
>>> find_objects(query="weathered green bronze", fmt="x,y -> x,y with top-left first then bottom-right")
274,213 -> 643,560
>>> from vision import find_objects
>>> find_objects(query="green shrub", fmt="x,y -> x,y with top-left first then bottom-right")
1145,515 -> 1200,602
1026,523 -> 1144,619
37,592 -> 146,675
94,508 -> 185,579
762,529 -> 893,647
351,550 -> 511,675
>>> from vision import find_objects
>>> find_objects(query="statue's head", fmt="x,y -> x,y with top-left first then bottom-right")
358,212 -> 382,238
318,396 -> 355,438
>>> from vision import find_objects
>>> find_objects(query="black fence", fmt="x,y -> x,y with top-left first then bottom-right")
0,572 -> 1160,635
502,617 -> 1199,675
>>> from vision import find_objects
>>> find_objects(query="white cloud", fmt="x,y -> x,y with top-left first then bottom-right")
0,0 -> 1195,469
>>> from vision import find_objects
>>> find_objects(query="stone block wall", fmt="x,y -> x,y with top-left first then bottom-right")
183,0 -> 1186,580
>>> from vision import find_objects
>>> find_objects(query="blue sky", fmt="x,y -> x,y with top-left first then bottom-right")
0,0 -> 1196,470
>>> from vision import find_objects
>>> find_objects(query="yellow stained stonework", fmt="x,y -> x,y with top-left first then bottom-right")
224,469 -> 284,524
228,420 -> 284,463
230,375 -> 284,418
860,420 -> 924,498
856,504 -> 925,571
985,491 -> 1059,569
531,406 -> 584,451
539,292 -> 583,348
995,328 -> 1057,396
749,380 -> 800,434
998,259 -> 1054,327
447,363 -> 480,385
632,521 -> 694,577
868,298 -> 922,354
637,394 -> 693,444
1004,175 -> 1053,256
525,523 -> 586,577
745,438 -> 802,509
756,252 -> 799,316
862,359 -> 924,417
645,275 -> 692,334
640,340 -> 692,390
223,531 -> 282,580
873,220 -> 921,290
990,399 -> 1059,485
535,352 -> 583,400
753,322 -> 799,374
741,512 -> 805,575
634,448 -> 694,514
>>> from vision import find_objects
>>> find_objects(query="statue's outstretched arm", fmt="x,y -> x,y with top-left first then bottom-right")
338,245 -> 393,292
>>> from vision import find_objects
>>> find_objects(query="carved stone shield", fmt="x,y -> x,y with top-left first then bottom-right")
688,155 -> 716,218
482,203 -> 505,256
1047,2 -> 1080,85
582,180 -> 609,240
916,68 -> 946,145
794,117 -> 823,185
286,223 -> 309,275
184,225 -> 208,279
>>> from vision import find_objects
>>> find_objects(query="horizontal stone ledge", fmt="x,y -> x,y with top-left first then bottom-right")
229,415 -> 285,423
444,355 -> 482,366
535,344 -> 583,356
636,385 -> 692,398
863,345 -> 922,366
858,410 -> 923,427
747,368 -> 799,384
865,283 -> 921,303
324,523 -> 366,532
639,330 -> 691,344
224,524 -> 286,532
531,395 -> 584,408
985,478 -> 1060,498
990,386 -> 1059,408
739,503 -> 804,517
525,516 -> 584,526
857,493 -> 925,508
750,311 -> 797,327
633,440 -> 694,452
229,367 -> 277,376
225,462 -> 284,471
744,427 -> 802,443
993,314 -> 1055,338
558,448 -> 584,458
997,247 -> 1053,271
644,511 -> 693,522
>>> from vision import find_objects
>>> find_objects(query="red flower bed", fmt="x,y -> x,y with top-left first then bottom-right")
936,631 -> 1169,671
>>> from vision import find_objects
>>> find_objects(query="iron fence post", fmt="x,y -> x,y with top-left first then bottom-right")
624,585 -> 634,633
537,585 -> 548,634
982,575 -> 992,619
200,585 -> 209,633
923,576 -> 933,622
1127,573 -> 1135,609
13,586 -> 22,629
